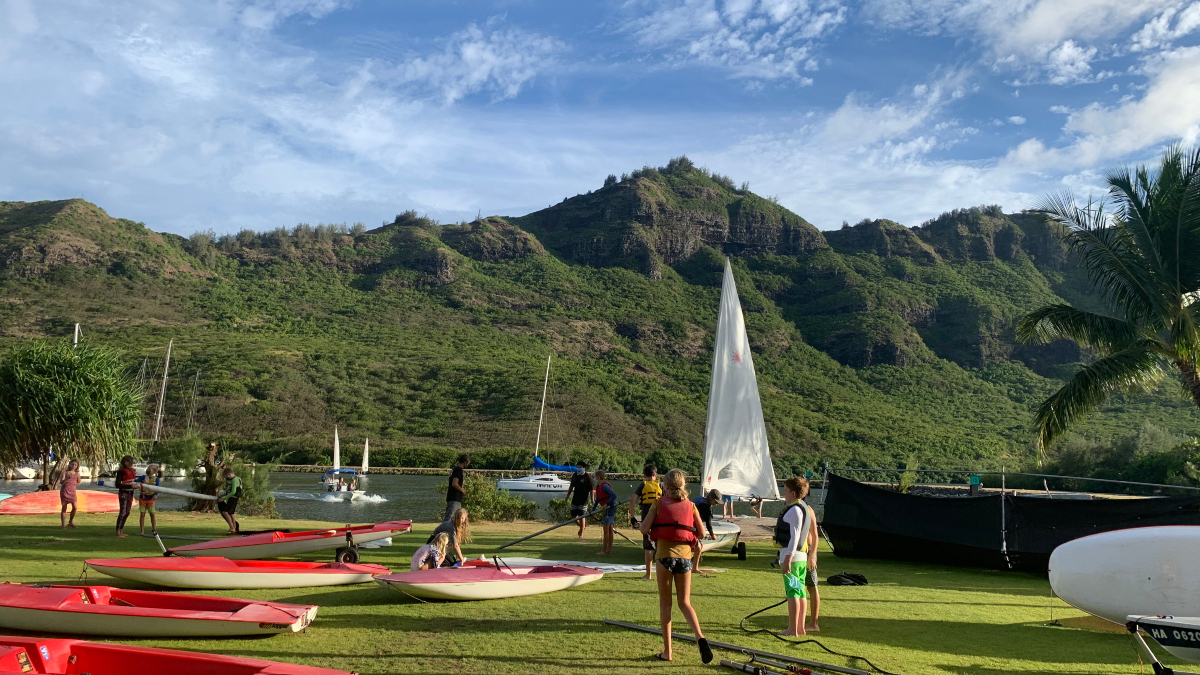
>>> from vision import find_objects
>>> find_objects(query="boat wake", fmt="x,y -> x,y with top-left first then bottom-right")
272,491 -> 325,501
319,494 -> 345,503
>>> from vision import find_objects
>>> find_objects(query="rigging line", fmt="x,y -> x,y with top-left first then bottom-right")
739,600 -> 904,675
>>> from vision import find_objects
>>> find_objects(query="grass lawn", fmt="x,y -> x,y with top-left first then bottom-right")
0,512 -> 1181,674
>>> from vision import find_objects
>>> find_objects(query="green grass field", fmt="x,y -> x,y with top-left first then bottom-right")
0,512 -> 1179,674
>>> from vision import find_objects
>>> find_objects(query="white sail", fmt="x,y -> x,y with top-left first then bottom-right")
333,426 -> 340,470
700,259 -> 780,500
361,438 -> 369,474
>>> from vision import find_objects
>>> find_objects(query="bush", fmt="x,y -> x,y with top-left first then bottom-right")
153,435 -> 277,516
437,473 -> 538,521
228,457 -> 279,517
603,174 -> 617,188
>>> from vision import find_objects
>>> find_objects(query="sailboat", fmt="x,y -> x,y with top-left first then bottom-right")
496,356 -> 573,493
320,426 -> 365,499
698,259 -> 781,553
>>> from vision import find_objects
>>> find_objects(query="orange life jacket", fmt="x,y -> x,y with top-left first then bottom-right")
649,497 -> 698,544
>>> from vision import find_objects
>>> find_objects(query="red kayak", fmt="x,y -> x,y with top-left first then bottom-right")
0,635 -> 352,674
0,585 -> 318,637
168,521 -> 411,560
86,557 -> 390,589
0,490 -> 118,515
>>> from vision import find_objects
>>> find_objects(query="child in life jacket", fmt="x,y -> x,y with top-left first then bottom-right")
774,476 -> 817,636
594,470 -> 619,555
638,468 -> 713,664
137,463 -> 160,535
629,464 -> 662,579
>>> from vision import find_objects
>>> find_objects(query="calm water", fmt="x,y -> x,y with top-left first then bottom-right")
1,473 -> 797,523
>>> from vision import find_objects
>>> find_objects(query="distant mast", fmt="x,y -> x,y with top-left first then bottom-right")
700,259 -> 779,499
532,354 -> 550,475
333,426 -> 340,471
361,438 -> 369,474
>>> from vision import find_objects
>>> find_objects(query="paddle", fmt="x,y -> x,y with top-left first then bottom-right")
495,506 -> 605,550
94,481 -> 217,501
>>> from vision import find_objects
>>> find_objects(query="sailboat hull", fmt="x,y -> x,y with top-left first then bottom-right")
496,474 -> 570,492
700,520 -> 740,552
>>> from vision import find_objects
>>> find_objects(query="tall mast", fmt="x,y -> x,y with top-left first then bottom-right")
152,339 -> 173,444
533,355 -> 551,470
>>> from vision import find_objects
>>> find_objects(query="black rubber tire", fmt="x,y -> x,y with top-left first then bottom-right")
334,546 -> 360,564
736,542 -> 747,560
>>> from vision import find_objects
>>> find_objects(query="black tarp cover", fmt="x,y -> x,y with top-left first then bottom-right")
822,473 -> 1200,571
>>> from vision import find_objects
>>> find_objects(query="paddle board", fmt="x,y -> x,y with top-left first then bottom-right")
1049,525 -> 1200,623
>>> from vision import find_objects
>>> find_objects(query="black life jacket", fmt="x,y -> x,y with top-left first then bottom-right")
773,501 -> 810,550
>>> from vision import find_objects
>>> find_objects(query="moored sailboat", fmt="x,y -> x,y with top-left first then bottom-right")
496,355 -> 572,493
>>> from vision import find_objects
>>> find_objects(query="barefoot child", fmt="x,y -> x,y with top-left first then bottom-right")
639,469 -> 713,664
594,470 -> 618,555
411,532 -> 450,571
216,467 -> 242,535
114,456 -> 136,538
775,477 -> 814,636
137,463 -> 160,535
59,460 -> 80,529
628,464 -> 661,580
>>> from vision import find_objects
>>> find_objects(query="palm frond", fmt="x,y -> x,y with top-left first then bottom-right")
1016,304 -> 1144,352
1033,340 -> 1169,454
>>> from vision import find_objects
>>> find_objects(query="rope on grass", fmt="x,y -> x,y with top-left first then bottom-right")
740,600 -> 904,675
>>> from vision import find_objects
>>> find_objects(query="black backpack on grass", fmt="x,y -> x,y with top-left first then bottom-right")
827,572 -> 868,586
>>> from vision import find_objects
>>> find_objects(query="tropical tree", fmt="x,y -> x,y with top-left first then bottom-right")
0,340 -> 143,487
1018,144 -> 1200,456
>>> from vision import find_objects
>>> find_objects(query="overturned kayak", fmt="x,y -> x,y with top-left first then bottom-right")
0,585 -> 318,637
0,490 -> 118,515
375,564 -> 603,601
86,557 -> 390,589
168,521 -> 411,560
0,635 -> 350,674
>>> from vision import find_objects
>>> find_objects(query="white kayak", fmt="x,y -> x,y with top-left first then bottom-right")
1049,525 -> 1200,624
86,557 -> 391,589
376,563 -> 603,601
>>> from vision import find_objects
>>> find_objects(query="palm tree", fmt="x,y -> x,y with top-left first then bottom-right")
1017,144 -> 1200,455
0,340 -> 143,487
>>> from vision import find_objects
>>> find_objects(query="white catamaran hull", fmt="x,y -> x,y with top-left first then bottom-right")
496,474 -> 571,492
0,606 -> 317,637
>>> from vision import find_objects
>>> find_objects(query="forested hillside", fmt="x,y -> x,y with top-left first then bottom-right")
2,158 -> 1198,476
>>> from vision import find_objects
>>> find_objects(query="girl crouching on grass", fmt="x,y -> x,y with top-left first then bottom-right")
411,532 -> 450,571
639,468 -> 713,664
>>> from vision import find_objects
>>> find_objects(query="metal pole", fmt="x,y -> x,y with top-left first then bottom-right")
533,355 -> 550,469
1000,466 -> 1010,569
152,339 -> 173,444
73,323 -> 80,346
186,370 -> 200,434
495,506 -> 602,550
603,620 -> 874,675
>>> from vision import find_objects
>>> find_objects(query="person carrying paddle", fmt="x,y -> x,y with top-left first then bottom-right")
629,464 -> 661,580
137,463 -> 160,535
565,462 -> 594,539
639,468 -> 712,664
59,459 -> 80,529
776,476 -> 816,636
594,470 -> 619,555
114,455 -> 137,538
217,467 -> 242,535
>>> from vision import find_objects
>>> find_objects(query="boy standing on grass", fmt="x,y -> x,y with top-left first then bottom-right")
137,463 -> 160,535
629,464 -> 661,580
217,467 -> 242,535
776,477 -> 813,636
565,462 -> 593,538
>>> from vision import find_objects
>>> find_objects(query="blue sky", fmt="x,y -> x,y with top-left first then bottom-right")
2,0 -> 1199,235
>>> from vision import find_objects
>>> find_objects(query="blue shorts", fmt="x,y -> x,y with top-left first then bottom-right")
603,506 -> 617,525
722,495 -> 733,504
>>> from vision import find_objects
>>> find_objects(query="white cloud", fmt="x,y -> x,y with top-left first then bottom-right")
620,0 -> 846,80
1131,2 -> 1200,52
397,23 -> 565,104
238,0 -> 354,30
1045,40 -> 1097,84
1008,116 -> 1026,124
1050,105 -> 1071,113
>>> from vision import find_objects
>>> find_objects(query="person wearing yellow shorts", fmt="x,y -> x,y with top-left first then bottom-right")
774,477 -> 813,636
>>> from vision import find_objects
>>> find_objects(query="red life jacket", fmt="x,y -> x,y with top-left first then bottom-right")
649,497 -> 699,544
595,481 -> 613,506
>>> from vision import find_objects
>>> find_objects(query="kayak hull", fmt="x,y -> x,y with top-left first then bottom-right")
0,585 -> 318,637
86,557 -> 390,589
0,490 -> 118,515
0,635 -> 350,674
376,564 -> 603,601
168,521 -> 411,560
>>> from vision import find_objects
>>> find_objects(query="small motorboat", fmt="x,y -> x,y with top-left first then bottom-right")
0,490 -> 118,515
375,563 -> 603,601
86,557 -> 391,589
168,521 -> 411,562
1128,614 -> 1200,663
0,635 -> 350,674
0,585 -> 318,637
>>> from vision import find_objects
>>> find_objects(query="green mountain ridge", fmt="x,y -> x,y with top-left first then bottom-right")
2,161 -> 1198,474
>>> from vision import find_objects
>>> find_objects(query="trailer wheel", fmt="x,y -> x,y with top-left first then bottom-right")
736,542 -> 747,560
335,546 -> 360,564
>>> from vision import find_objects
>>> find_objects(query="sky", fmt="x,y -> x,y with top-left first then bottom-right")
2,0 -> 1199,235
